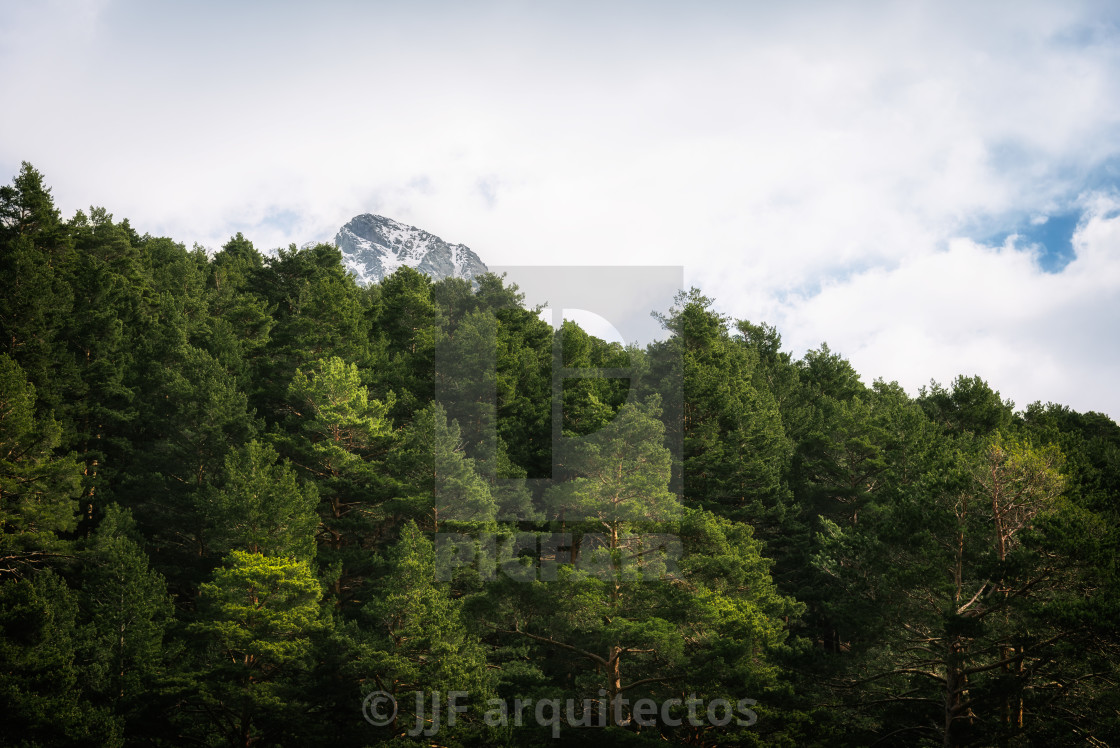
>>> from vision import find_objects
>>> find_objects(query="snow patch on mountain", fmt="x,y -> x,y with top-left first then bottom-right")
333,214 -> 488,285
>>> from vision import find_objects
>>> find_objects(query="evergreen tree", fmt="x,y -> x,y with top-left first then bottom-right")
284,356 -> 395,602
919,375 -> 1014,437
187,550 -> 324,746
205,233 -> 274,392
0,570 -> 122,746
370,266 -> 437,422
811,429 -> 1110,745
392,402 -> 499,531
77,504 -> 173,731
479,398 -> 798,740
0,163 -> 76,414
61,206 -> 148,526
205,440 -> 319,561
648,289 -> 792,533
0,355 -> 82,577
251,243 -> 371,424
359,521 -> 495,743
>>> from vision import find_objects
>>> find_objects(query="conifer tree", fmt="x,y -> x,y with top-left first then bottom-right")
188,551 -> 324,746
0,163 -> 75,413
0,355 -> 82,576
0,570 -> 122,746
77,504 -> 173,726
284,356 -> 394,601
205,440 -> 319,561
480,398 -> 798,738
359,521 -> 495,742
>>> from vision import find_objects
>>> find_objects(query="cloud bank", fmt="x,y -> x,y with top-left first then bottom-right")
2,0 -> 1119,416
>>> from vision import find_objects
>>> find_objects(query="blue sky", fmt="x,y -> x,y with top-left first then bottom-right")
2,0 -> 1120,418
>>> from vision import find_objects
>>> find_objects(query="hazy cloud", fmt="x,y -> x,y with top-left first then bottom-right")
2,0 -> 1119,416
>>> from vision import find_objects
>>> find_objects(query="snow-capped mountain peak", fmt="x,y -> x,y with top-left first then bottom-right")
333,214 -> 488,285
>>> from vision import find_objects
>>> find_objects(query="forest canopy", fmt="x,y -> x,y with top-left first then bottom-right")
1,162 -> 1118,747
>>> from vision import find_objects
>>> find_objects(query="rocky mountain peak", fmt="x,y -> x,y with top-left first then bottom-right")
333,214 -> 488,285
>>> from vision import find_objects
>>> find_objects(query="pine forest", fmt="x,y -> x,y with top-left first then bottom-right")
2,162 -> 1119,747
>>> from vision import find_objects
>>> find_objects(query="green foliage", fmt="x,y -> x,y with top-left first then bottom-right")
397,402 -> 498,530
77,504 -> 173,716
285,356 -> 395,602
1,164 -> 1118,746
360,521 -> 494,742
796,342 -> 865,403
204,233 -> 275,390
369,266 -> 435,421
560,319 -> 631,436
649,289 -> 792,535
0,354 -> 82,577
194,550 -> 323,670
0,163 -> 75,413
478,392 -> 798,741
188,550 -> 324,746
919,374 -> 1014,437
488,285 -> 553,478
206,440 -> 320,560
810,429 -> 1111,746
250,242 -> 371,423
0,570 -> 122,746
546,396 -> 679,527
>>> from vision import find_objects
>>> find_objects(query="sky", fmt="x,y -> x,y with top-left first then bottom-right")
2,0 -> 1120,419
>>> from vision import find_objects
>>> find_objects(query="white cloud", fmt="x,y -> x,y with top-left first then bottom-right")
2,1 -> 1120,417
778,196 -> 1120,418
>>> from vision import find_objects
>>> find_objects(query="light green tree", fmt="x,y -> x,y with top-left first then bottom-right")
189,550 -> 324,746
393,402 -> 498,531
546,396 -> 680,541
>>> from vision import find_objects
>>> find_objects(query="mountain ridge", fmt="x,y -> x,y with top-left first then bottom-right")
333,213 -> 488,285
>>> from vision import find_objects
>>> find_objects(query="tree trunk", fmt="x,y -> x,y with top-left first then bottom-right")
944,637 -> 967,748
607,645 -> 624,727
